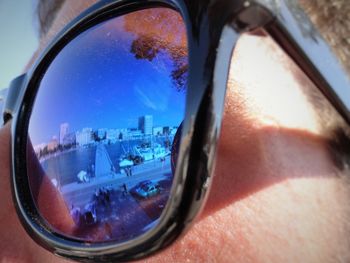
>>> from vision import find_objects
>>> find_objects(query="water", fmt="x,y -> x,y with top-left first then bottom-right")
42,137 -> 173,186
42,146 -> 96,186
39,136 -> 175,243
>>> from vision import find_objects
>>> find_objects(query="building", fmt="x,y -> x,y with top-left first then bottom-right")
153,127 -> 163,136
119,128 -> 129,140
106,129 -> 118,142
34,143 -> 47,156
97,128 -> 107,140
163,126 -> 170,135
59,123 -> 69,145
47,136 -> 59,152
138,115 -> 153,135
170,126 -> 178,136
62,132 -> 76,146
129,129 -> 143,139
76,128 -> 93,146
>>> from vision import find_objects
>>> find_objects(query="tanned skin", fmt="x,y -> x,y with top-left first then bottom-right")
1,1 -> 349,262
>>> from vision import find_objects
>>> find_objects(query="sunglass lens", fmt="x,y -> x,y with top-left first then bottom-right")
27,7 -> 188,243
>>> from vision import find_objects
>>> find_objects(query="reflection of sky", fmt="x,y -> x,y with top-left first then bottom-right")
29,15 -> 186,145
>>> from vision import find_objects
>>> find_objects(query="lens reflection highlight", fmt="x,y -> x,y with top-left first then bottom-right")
27,8 -> 187,243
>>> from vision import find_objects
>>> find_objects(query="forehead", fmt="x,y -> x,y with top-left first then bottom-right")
48,0 -> 98,34
28,0 -> 97,68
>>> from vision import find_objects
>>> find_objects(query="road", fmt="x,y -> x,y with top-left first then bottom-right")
56,143 -> 174,242
61,158 -> 171,208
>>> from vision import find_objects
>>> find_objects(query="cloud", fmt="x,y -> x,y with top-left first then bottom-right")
134,76 -> 170,111
134,86 -> 158,110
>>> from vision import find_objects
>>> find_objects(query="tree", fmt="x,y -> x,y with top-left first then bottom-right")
124,8 -> 188,91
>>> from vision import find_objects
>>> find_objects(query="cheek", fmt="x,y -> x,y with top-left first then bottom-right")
0,124 -> 12,214
150,176 -> 347,263
185,33 -> 350,261
203,32 -> 338,218
225,33 -> 320,134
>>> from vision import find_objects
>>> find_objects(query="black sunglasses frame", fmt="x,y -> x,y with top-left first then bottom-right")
3,0 -> 350,262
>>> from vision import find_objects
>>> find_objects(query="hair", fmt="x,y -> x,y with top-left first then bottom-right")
36,0 -> 66,38
297,1 -> 350,173
36,0 -> 350,71
301,0 -> 350,74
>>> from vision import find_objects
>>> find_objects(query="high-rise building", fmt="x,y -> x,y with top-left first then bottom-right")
59,123 -> 69,145
163,126 -> 170,135
138,115 -> 153,135
34,143 -> 47,156
62,132 -> 76,146
119,128 -> 129,140
48,136 -> 59,151
76,128 -> 93,146
106,129 -> 118,142
153,127 -> 163,136
97,128 -> 107,140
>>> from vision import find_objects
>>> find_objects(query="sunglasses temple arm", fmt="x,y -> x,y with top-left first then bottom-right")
2,73 -> 27,126
264,1 -> 350,124
0,88 -> 8,124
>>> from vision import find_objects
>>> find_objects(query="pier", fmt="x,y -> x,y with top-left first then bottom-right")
60,144 -> 171,209
95,144 -> 125,178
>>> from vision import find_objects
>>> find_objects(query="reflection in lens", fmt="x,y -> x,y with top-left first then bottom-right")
27,8 -> 187,243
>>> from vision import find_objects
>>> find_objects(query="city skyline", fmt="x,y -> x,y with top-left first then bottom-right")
33,114 -> 179,150
28,13 -> 186,146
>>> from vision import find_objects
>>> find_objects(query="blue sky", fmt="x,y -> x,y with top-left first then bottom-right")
0,0 -> 38,90
29,16 -> 187,145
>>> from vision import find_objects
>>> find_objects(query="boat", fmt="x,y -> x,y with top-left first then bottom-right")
153,144 -> 171,159
134,143 -> 170,162
119,158 -> 134,167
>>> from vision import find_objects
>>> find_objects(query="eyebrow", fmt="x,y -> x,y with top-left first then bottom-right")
26,1 -> 98,71
37,0 -> 66,38
20,0 -> 350,125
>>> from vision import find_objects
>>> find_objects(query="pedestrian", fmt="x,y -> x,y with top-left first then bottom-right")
122,183 -> 128,196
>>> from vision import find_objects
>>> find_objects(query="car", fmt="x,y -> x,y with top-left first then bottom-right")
132,180 -> 161,198
137,180 -> 152,188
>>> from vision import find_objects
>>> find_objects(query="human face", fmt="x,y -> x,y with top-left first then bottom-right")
1,0 -> 350,262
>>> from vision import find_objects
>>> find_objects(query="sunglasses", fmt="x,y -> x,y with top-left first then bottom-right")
2,0 -> 350,261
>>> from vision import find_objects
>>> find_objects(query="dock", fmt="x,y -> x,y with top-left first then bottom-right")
60,144 -> 171,208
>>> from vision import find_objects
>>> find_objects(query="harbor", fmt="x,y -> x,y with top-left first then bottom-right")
33,114 -> 180,242
60,144 -> 172,209
44,140 -> 173,242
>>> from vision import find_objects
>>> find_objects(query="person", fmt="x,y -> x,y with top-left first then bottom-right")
0,0 -> 350,262
122,183 -> 128,196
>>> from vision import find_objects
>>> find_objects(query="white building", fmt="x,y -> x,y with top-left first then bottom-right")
139,115 -> 153,135
119,128 -> 130,140
129,129 -> 143,139
106,129 -> 118,142
76,128 -> 93,146
34,143 -> 47,155
47,136 -> 59,151
62,132 -> 76,146
153,127 -> 163,136
170,127 -> 178,136
97,128 -> 107,140
59,123 -> 69,145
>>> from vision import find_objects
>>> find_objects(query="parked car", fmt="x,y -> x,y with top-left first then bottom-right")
132,180 -> 161,198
